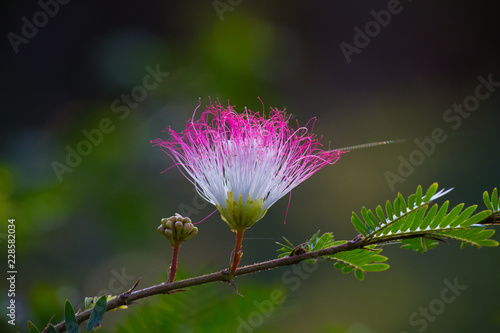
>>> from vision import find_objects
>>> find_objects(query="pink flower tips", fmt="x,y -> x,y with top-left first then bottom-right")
151,101 -> 344,231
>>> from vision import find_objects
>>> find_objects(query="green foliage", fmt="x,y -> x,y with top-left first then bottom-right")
85,295 -> 127,311
27,316 -> 58,332
275,236 -> 304,257
28,321 -> 41,333
35,295 -> 118,333
351,183 -> 451,238
435,228 -> 498,248
47,325 -> 58,333
29,283 -> 64,327
276,232 -> 389,280
328,245 -> 389,281
87,295 -> 107,331
276,230 -> 337,263
65,300 -> 79,333
484,188 -> 500,213
350,183 -> 498,252
28,185 -> 500,330
399,237 -> 440,254
275,184 -> 499,281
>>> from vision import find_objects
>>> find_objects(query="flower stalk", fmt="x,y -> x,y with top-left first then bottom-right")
158,214 -> 198,283
168,243 -> 181,283
228,229 -> 245,279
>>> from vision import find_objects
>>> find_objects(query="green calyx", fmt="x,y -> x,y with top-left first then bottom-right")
216,191 -> 267,231
158,214 -> 198,246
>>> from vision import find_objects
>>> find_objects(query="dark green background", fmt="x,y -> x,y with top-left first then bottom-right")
1,1 -> 499,332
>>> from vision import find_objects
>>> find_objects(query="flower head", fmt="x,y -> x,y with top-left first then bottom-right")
158,213 -> 198,246
151,101 -> 343,231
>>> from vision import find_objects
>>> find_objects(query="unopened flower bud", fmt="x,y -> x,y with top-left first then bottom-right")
175,221 -> 183,234
158,213 -> 198,246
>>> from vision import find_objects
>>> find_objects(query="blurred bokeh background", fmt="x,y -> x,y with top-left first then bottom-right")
1,0 -> 500,332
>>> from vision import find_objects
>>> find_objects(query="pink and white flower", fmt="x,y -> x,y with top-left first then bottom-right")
151,101 -> 343,232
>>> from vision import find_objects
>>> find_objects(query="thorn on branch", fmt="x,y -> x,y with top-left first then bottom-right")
166,288 -> 190,295
221,268 -> 243,296
120,278 -> 141,302
348,234 -> 364,245
227,280 -> 243,297
42,315 -> 55,333
124,300 -> 147,306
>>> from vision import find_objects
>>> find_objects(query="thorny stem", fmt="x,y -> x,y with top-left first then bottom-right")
45,233 -> 366,333
228,229 -> 245,279
168,243 -> 181,283
43,221 -> 498,333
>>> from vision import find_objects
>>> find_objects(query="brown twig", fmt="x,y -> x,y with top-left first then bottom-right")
45,226 -> 476,333
44,233 -> 366,333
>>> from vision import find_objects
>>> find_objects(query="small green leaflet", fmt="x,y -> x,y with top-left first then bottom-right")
47,325 -> 58,333
328,245 -> 389,281
28,321 -> 41,333
87,295 -> 107,331
65,300 -> 79,333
